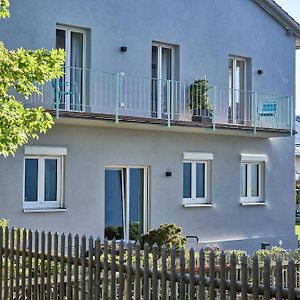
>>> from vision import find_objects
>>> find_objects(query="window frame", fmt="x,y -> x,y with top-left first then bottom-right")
104,165 -> 149,242
240,154 -> 266,204
23,147 -> 66,210
182,152 -> 213,206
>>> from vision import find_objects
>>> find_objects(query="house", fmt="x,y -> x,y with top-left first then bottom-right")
0,0 -> 299,253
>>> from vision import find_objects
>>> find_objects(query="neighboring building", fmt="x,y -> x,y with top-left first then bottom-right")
0,0 -> 299,253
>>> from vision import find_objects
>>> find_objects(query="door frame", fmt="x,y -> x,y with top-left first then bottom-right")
56,25 -> 87,111
104,165 -> 149,241
228,56 -> 247,124
152,42 -> 175,119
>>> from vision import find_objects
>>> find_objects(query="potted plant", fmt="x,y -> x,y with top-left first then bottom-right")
189,77 -> 212,124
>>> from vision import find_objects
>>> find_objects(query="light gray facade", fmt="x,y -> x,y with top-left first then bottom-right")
0,0 -> 299,252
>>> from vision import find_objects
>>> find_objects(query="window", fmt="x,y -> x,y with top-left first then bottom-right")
24,146 -> 67,210
105,167 -> 148,241
240,154 -> 266,204
182,152 -> 213,206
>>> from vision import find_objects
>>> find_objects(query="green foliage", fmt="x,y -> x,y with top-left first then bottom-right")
0,1 -> 65,156
256,246 -> 290,260
0,0 -> 9,19
140,223 -> 187,254
189,78 -> 212,111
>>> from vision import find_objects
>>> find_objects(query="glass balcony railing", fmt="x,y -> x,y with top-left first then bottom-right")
24,66 -> 295,133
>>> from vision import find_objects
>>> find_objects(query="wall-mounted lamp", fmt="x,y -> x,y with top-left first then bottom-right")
120,46 -> 127,52
261,242 -> 270,250
165,171 -> 173,177
258,69 -> 263,75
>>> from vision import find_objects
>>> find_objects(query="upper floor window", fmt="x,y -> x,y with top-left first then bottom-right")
182,152 -> 213,206
24,146 -> 67,210
240,154 -> 266,204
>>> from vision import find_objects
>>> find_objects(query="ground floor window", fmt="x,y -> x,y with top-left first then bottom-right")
182,152 -> 213,206
24,146 -> 66,209
105,167 -> 148,241
240,154 -> 266,203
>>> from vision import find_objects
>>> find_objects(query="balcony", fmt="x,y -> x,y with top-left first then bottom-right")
26,67 -> 295,135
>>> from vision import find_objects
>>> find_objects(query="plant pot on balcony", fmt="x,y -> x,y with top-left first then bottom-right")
191,108 -> 212,124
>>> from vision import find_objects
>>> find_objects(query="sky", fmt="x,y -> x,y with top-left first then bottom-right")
275,0 -> 300,114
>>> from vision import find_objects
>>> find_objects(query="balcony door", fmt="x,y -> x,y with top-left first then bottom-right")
56,26 -> 86,111
105,167 -> 148,241
228,57 -> 247,124
152,43 -> 174,118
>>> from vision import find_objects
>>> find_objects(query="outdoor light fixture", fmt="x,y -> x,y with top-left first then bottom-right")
120,46 -> 127,52
258,69 -> 263,75
165,171 -> 172,177
261,242 -> 270,250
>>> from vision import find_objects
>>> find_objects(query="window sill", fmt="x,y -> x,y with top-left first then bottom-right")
183,203 -> 214,208
23,208 -> 67,213
240,202 -> 266,206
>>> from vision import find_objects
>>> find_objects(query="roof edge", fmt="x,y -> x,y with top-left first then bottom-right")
254,0 -> 300,48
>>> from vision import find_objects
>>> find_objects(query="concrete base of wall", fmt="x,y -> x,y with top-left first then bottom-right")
187,234 -> 298,254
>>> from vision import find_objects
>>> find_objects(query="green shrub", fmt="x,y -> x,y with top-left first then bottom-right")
140,223 -> 186,254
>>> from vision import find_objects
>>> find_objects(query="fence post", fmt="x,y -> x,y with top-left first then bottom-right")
288,259 -> 295,300
115,72 -> 120,124
55,78 -> 60,119
167,80 -> 171,127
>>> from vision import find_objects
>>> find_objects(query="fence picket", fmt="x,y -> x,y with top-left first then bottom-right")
220,251 -> 226,300
102,239 -> 109,299
230,253 -> 237,300
21,230 -> 27,299
3,227 -> 9,300
53,233 -> 59,300
40,231 -> 46,300
126,241 -> 133,300
9,228 -> 15,300
209,250 -> 215,300
241,254 -> 248,300
161,246 -> 167,300
179,247 -> 186,300
118,240 -> 125,298
263,256 -> 271,300
80,235 -> 87,300
152,244 -> 159,300
87,236 -> 94,300
143,242 -> 150,300
0,227 -> 3,300
134,242 -> 141,300
59,234 -> 66,299
198,249 -> 205,300
27,230 -> 33,300
170,246 -> 176,300
15,228 -> 21,300
189,248 -> 195,300
275,258 -> 283,300
110,239 -> 117,300
74,234 -> 80,300
33,230 -> 39,300
94,238 -> 101,300
252,255 -> 259,300
288,259 -> 295,300
46,232 -> 52,300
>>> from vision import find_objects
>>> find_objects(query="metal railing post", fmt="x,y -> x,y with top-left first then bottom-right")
167,80 -> 171,127
289,96 -> 294,136
115,73 -> 120,124
55,78 -> 60,119
252,92 -> 257,134
212,85 -> 216,131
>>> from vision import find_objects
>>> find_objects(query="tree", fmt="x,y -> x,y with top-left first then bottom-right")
0,0 -> 65,156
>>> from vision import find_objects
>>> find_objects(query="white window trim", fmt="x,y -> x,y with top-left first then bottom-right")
240,154 -> 266,204
183,158 -> 212,206
105,165 -> 149,242
23,148 -> 66,210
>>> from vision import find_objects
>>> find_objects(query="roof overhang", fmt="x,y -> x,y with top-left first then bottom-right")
253,0 -> 300,49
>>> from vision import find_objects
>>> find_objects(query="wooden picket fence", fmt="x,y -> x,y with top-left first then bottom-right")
1,227 -> 300,299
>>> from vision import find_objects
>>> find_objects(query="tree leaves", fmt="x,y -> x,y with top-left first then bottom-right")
0,2 -> 65,156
